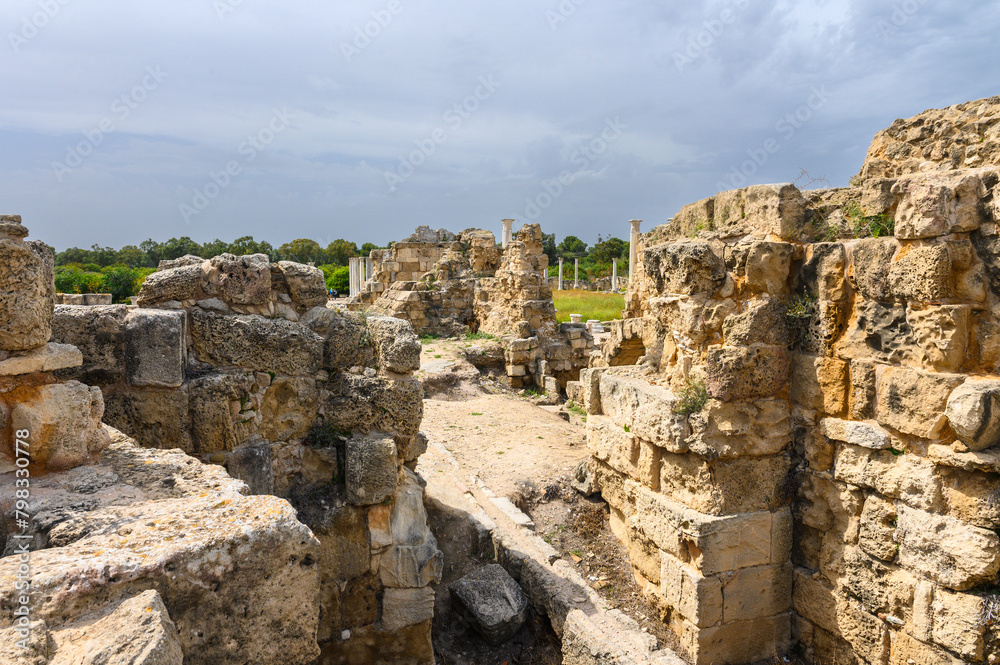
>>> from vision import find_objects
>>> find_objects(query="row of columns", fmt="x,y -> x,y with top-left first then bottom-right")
348,257 -> 374,297
551,219 -> 641,291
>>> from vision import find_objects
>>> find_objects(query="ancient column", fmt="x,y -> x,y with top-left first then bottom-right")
558,257 -> 564,290
612,258 -> 618,291
628,219 -> 641,283
348,258 -> 358,297
366,257 -> 374,283
574,258 -> 579,289
501,219 -> 515,248
359,256 -> 367,288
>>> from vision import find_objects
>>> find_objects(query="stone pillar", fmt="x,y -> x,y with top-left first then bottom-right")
501,219 -> 515,249
366,257 -> 374,284
348,258 -> 358,297
0,215 -> 54,351
574,258 -> 579,289
612,258 -> 618,291
359,256 -> 367,289
628,219 -> 641,284
558,258 -> 564,291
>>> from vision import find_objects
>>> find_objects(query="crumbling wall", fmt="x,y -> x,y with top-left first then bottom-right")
49,252 -> 441,663
587,101 -> 1000,665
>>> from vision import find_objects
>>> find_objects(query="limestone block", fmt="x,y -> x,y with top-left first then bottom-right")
669,195 -> 715,238
190,309 -> 323,375
223,441 -> 274,496
686,398 -> 790,459
9,381 -> 109,471
888,242 -> 954,301
158,254 -> 203,270
851,237 -> 898,302
449,565 -> 529,645
721,295 -> 790,347
706,346 -> 789,402
891,170 -> 985,238
649,296 -> 709,348
877,366 -> 963,438
300,308 -> 375,370
678,612 -> 791,665
896,504 -> 1000,590
795,473 -> 863,535
660,551 -> 723,628
188,371 -> 256,453
821,418 -> 892,450
642,240 -> 726,296
258,376 -> 318,441
587,415 -> 659,489
799,299 -> 849,357
323,373 -> 422,437
798,242 -> 847,301
838,302 -> 971,373
937,465 -> 1000,529
366,316 -> 421,373
50,304 -> 129,384
382,587 -> 435,631
850,361 -> 877,420
277,261 -> 327,307
598,373 -> 689,451
843,547 -> 916,622
858,494 -> 898,561
103,389 -> 192,452
745,241 -> 795,295
378,534 -> 443,588
136,264 -> 203,307
49,590 -> 183,665
346,434 -> 398,505
834,445 -> 941,510
0,620 -> 50,665
889,631 -> 966,665
836,598 -> 890,665
722,562 -> 793,624
742,182 -> 807,238
792,568 -> 839,635
790,354 -> 848,415
577,367 -> 605,415
945,379 -> 1000,451
124,309 -> 186,388
0,343 -> 81,376
0,237 -> 54,351
931,587 -> 987,660
209,253 -> 271,305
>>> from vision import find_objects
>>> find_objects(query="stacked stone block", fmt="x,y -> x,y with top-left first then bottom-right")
49,252 -> 441,663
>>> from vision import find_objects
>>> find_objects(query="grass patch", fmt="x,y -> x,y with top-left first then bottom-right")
465,331 -> 496,341
419,333 -> 441,345
552,289 -> 624,323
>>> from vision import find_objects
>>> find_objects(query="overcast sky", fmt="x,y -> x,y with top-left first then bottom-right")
2,0 -> 999,251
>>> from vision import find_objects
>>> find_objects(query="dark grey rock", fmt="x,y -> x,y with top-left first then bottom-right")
125,309 -> 186,388
449,564 -> 529,645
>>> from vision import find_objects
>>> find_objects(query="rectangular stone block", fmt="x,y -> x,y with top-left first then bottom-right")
833,444 -> 941,510
931,586 -> 986,660
660,551 -> 722,628
191,310 -> 323,375
599,372 -> 689,451
792,567 -> 839,636
679,612 -> 791,665
50,304 -> 129,384
125,309 -> 186,388
722,562 -> 792,623
889,631 -> 965,665
103,389 -> 193,452
897,504 -> 1000,590
821,417 -> 891,449
686,398 -> 791,459
659,451 -> 788,516
790,353 -> 848,415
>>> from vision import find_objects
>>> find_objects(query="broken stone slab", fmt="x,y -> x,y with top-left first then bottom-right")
381,587 -> 435,631
0,342 -> 82,376
0,234 -> 55,351
706,345 -> 790,402
642,240 -> 727,296
48,589 -> 183,665
190,309 -> 323,375
945,379 -> 1000,451
450,564 -> 530,645
209,253 -> 271,305
9,381 -> 109,472
277,261 -> 328,308
157,254 -> 203,271
820,418 -> 892,450
366,315 -> 421,373
124,309 -> 186,388
136,263 -> 204,307
346,433 -> 398,505
891,170 -> 985,239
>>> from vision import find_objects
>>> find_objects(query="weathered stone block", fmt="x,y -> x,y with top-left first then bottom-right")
50,304 -> 129,384
322,374 -> 423,438
889,631 -> 966,665
888,242 -> 953,301
799,242 -> 847,301
0,343 -> 81,376
587,415 -> 659,489
836,598 -> 889,665
792,567 -> 839,635
300,308 -> 375,370
366,316 -> 421,373
877,366 -> 962,438
897,504 -> 1000,590
834,445 -> 941,510
679,612 -> 791,665
849,361 -> 877,420
660,550 -> 723,628
276,261 -> 327,307
124,309 -> 186,388
0,237 -> 54,351
743,182 -> 806,238
598,372 -> 688,451
223,441 -> 273,495
346,434 -> 398,505
103,389 -> 192,452
686,398 -> 791,459
382,587 -> 435,631
190,309 -> 323,375
188,371 -> 256,453
945,379 -> 1000,451
851,237 -> 898,301
136,264 -> 203,307
858,494 -> 898,561
745,241 -> 795,295
821,418 -> 891,450
258,376 -> 318,441
642,240 -> 726,296
9,381 -> 109,471
706,346 -> 789,402
790,354 -> 848,415
209,253 -> 270,305
891,170 -> 985,238
931,586 -> 987,661
721,295 -> 790,347
722,562 -> 792,623
449,565 -> 528,645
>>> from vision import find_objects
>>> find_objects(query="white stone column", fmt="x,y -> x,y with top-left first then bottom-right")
574,258 -> 579,289
612,258 -> 618,291
348,258 -> 354,297
628,219 -> 642,284
360,256 -> 367,288
349,258 -> 359,297
366,257 -> 374,283
501,219 -> 515,249
558,258 -> 564,291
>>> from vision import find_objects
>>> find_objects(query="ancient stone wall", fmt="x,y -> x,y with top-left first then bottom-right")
47,252 -> 441,662
587,102 -> 1000,665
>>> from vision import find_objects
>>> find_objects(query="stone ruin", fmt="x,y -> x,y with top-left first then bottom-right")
1,231 -> 442,663
357,223 -> 596,392
574,96 -> 1000,664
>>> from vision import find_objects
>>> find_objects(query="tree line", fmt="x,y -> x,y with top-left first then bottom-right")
541,234 -> 630,283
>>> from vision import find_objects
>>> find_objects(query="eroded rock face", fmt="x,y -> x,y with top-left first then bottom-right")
0,235 -> 54,351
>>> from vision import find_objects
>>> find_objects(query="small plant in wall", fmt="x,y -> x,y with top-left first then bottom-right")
979,590 -> 1000,627
672,379 -> 709,415
784,292 -> 817,350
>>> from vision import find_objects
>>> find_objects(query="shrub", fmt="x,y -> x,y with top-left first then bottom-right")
673,379 -> 708,415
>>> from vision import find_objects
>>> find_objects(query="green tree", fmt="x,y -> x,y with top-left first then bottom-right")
228,235 -> 270,256
325,239 -> 359,266
279,238 -> 325,264
116,245 -> 146,267
160,237 -> 202,261
541,233 -> 557,263
557,235 -> 588,256
200,239 -> 230,259
361,242 -> 379,256
589,237 -> 628,264
100,265 -> 141,303
329,266 -> 350,292
139,239 -> 163,265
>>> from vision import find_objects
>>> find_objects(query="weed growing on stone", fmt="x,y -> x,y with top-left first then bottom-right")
844,200 -> 895,238
979,591 -> 1000,626
567,401 -> 587,420
464,331 -> 496,340
672,379 -> 709,415
419,333 -> 441,345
